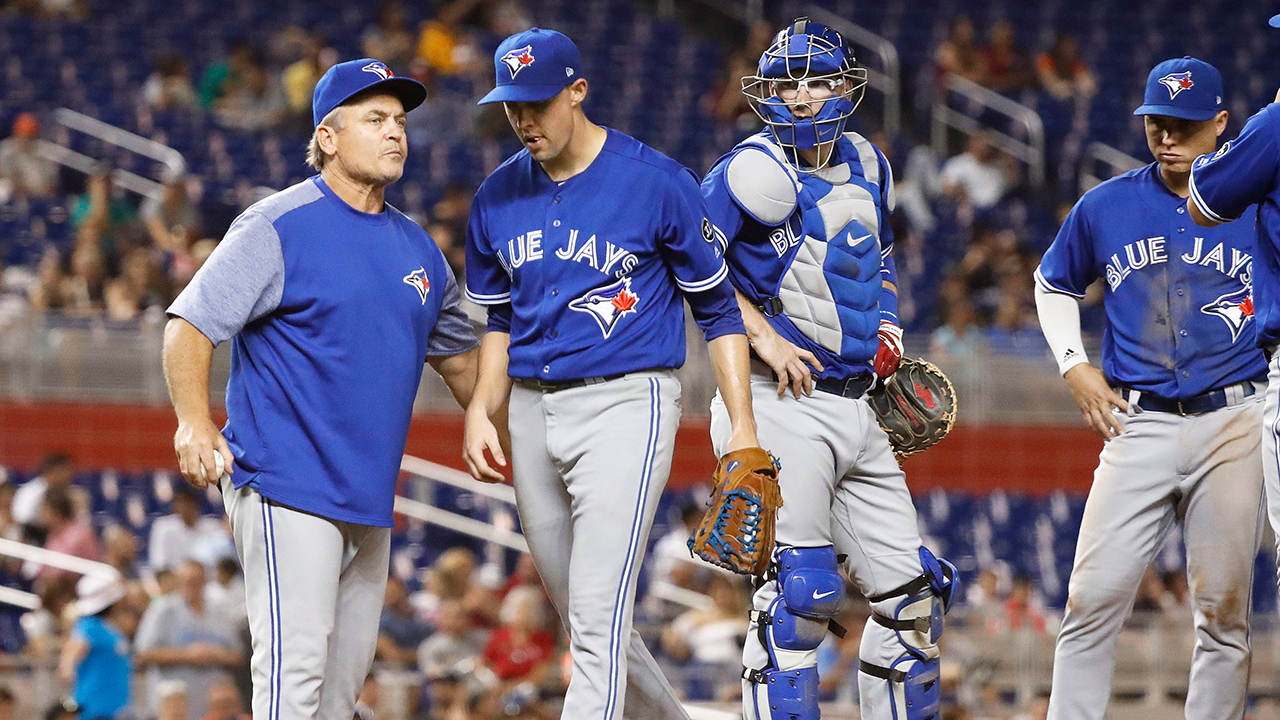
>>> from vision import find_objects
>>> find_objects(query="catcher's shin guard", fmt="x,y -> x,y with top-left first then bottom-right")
858,547 -> 957,720
742,546 -> 845,720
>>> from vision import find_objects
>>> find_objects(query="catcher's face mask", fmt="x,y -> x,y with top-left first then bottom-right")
742,17 -> 868,171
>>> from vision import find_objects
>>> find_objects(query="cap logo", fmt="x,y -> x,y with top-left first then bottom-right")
362,62 -> 393,80
566,67 -> 574,77
1158,71 -> 1194,99
501,45 -> 536,78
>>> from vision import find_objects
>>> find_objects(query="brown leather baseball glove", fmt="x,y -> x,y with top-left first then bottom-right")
687,447 -> 783,576
867,357 -> 958,458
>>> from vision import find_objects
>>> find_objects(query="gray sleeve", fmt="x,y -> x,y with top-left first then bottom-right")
166,210 -> 285,345
425,269 -> 480,357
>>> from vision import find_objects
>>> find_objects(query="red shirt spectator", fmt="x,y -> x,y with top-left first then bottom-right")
482,626 -> 555,680
35,486 -> 101,585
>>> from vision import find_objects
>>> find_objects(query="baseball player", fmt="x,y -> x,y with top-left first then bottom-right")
1037,58 -> 1265,720
461,28 -> 761,720
162,59 -> 480,720
700,19 -> 957,720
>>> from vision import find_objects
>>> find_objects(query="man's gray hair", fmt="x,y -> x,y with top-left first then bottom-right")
305,107 -> 346,171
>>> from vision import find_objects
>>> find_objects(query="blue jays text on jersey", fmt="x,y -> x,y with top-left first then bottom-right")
1190,102 -> 1280,350
700,130 -> 898,381
465,128 -> 744,381
1037,163 -> 1266,399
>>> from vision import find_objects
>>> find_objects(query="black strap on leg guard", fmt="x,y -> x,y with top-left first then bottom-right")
859,660 -> 907,683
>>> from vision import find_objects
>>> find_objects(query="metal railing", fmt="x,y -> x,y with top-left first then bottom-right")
932,73 -> 1046,186
807,6 -> 901,135
35,139 -> 164,200
1079,141 -> 1145,195
37,107 -> 188,201
0,538 -> 122,610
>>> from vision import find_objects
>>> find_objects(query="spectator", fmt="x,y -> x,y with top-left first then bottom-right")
377,576 -> 434,667
103,276 -> 140,322
980,20 -> 1035,93
199,682 -> 248,720
58,574 -> 137,720
414,0 -> 487,77
478,587 -> 555,716
708,20 -> 775,128
405,61 -> 474,150
28,248 -> 69,312
282,33 -> 337,128
62,243 -> 108,314
135,560 -> 245,719
660,573 -> 749,700
35,485 -> 102,586
143,171 -> 204,256
12,451 -> 74,529
419,598 -> 488,712
101,525 -> 140,580
934,17 -> 984,85
1036,33 -> 1097,101
156,681 -> 190,720
939,131 -> 1014,209
1000,575 -> 1048,634
0,686 -> 12,720
364,1 -> 417,71
21,575 -> 77,659
930,298 -> 986,364
413,547 -> 498,627
644,503 -> 709,619
148,485 -> 233,573
143,56 -> 198,111
70,162 -> 141,262
214,57 -> 287,132
197,42 -> 256,111
427,219 -> 465,280
203,558 -> 246,625
0,112 -> 57,197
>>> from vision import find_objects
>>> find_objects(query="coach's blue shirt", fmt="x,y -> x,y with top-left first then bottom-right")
465,128 -> 743,381
1190,103 -> 1280,349
169,176 -> 478,527
1037,163 -> 1265,399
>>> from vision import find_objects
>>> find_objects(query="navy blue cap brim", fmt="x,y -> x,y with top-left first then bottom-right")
478,83 -> 569,105
356,77 -> 428,113
1133,104 -> 1219,121
1270,14 -> 1280,28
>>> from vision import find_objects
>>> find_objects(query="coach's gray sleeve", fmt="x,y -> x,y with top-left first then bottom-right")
167,210 -> 285,345
425,270 -> 480,357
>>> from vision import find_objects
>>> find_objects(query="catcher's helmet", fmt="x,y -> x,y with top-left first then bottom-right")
743,18 -> 868,170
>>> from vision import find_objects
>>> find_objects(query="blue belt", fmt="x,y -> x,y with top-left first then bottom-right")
814,373 -> 875,399
1123,380 -> 1259,416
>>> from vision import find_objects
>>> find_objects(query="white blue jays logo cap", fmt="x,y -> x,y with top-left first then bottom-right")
1133,57 -> 1223,122
479,28 -> 583,105
312,58 -> 427,127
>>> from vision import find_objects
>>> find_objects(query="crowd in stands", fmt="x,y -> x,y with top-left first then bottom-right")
0,2 -> 1125,365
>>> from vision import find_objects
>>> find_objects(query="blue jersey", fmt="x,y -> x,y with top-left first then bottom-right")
1190,103 -> 1280,349
72,615 -> 131,719
701,131 -> 898,380
169,177 -> 478,527
465,128 -> 743,381
1037,163 -> 1265,398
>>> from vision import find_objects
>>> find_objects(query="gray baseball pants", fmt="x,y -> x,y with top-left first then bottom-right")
1048,395 -> 1263,720
221,477 -> 391,720
509,370 -> 689,720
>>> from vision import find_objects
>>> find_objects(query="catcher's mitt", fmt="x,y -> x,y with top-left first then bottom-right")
867,358 -> 957,458
687,447 -> 783,577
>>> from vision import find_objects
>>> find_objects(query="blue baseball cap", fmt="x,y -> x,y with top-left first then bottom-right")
1133,57 -> 1224,121
312,58 -> 427,127
478,28 -> 583,105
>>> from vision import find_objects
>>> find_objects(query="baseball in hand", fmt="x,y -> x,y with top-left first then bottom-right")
200,452 -> 225,480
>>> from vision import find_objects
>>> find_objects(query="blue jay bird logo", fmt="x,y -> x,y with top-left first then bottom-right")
1158,71 -> 1194,99
1201,285 -> 1254,343
362,62 -> 393,80
403,267 -> 430,304
569,277 -> 640,338
500,45 -> 536,78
